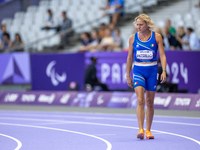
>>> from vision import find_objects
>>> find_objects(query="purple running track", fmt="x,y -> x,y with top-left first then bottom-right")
0,111 -> 200,150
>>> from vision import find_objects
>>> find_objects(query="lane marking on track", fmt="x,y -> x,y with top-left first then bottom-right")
0,115 -> 200,127
1,111 -> 200,119
0,122 -> 112,150
151,133 -> 164,135
0,133 -> 22,150
0,117 -> 200,146
94,134 -> 116,136
31,122 -> 74,126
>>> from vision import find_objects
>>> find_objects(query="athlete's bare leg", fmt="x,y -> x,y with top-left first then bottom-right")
135,86 -> 145,130
145,91 -> 156,131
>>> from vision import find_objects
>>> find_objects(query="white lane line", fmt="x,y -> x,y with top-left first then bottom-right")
153,120 -> 200,127
0,113 -> 137,121
0,122 -> 112,150
0,115 -> 200,127
151,129 -> 200,146
0,117 -> 200,147
94,134 -> 116,136
150,133 -> 164,135
154,115 -> 200,119
32,122 -> 74,126
0,133 -> 22,150
1,111 -> 200,119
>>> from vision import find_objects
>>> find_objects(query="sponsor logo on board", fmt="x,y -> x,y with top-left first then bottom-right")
60,94 -> 70,104
110,97 -> 129,103
174,98 -> 191,106
21,94 -> 36,102
195,99 -> 200,108
154,96 -> 171,107
38,94 -> 55,104
97,95 -> 104,105
4,94 -> 19,102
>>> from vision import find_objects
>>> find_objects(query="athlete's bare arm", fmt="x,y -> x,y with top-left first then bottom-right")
156,33 -> 167,83
126,34 -> 134,88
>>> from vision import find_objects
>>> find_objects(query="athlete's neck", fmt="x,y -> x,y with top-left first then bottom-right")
139,30 -> 151,37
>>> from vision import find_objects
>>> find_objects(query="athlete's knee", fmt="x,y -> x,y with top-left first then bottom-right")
137,98 -> 145,106
146,97 -> 154,108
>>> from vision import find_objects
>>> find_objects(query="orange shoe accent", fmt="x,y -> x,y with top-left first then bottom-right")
146,130 -> 154,139
137,129 -> 144,139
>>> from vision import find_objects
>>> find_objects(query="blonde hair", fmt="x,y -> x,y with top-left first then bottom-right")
133,14 -> 156,31
155,27 -> 162,35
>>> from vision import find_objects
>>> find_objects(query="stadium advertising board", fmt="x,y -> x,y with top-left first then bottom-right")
31,53 -> 85,91
0,91 -> 199,111
164,51 -> 200,93
0,91 -> 78,105
153,93 -> 174,109
0,52 -> 31,84
85,51 -> 200,93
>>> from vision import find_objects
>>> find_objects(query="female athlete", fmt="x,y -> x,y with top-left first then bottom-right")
126,14 -> 167,139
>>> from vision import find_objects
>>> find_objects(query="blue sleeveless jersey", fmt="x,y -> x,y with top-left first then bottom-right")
133,31 -> 158,62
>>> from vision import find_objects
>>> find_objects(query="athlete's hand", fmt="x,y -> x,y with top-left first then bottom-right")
160,72 -> 167,84
127,77 -> 133,88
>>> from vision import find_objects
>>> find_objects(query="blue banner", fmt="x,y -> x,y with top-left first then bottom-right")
0,52 -> 31,84
85,51 -> 200,93
31,53 -> 85,91
85,52 -> 129,90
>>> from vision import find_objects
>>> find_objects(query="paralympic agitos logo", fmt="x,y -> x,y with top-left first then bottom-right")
46,61 -> 67,86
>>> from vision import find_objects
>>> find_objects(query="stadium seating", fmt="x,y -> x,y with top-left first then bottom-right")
120,0 -> 200,49
0,0 -> 149,51
1,0 -> 200,51
0,0 -> 109,51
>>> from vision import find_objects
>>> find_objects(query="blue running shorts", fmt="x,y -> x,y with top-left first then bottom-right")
133,63 -> 158,91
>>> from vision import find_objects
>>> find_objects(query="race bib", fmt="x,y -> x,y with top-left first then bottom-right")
136,50 -> 153,60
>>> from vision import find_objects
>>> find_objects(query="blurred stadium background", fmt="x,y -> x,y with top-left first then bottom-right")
0,0 -> 200,112
0,0 -> 200,52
